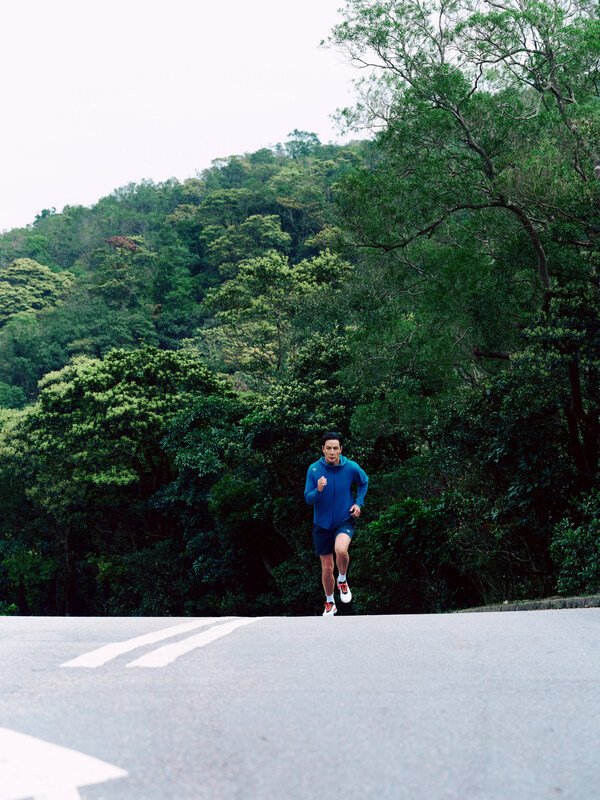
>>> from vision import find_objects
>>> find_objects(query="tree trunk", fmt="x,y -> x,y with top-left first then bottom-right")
563,359 -> 599,488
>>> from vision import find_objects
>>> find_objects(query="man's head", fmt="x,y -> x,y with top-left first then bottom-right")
321,431 -> 343,465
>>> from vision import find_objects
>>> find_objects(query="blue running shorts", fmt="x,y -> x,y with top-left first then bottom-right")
312,519 -> 356,556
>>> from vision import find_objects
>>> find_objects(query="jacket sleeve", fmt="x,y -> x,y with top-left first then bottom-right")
304,467 -> 320,506
354,465 -> 369,506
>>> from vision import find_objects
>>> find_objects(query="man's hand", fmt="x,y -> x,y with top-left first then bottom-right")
349,504 -> 361,518
317,476 -> 328,492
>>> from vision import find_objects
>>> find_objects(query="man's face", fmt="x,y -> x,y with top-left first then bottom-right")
322,439 -> 342,465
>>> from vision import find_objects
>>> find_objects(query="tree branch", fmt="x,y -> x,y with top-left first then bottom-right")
473,347 -> 511,360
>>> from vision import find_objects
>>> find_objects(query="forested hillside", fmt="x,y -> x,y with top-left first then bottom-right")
1,0 -> 598,616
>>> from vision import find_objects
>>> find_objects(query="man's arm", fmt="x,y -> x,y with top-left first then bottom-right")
304,467 -> 320,506
349,464 -> 368,518
354,465 -> 369,507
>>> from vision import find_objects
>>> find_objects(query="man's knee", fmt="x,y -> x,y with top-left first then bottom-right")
320,556 -> 334,576
335,533 -> 351,557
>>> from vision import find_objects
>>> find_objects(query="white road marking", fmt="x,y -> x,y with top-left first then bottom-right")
30,790 -> 80,800
126,617 -> 262,668
0,726 -> 127,800
60,618 -> 230,668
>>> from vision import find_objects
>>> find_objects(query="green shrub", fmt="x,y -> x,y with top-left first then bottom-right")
551,491 -> 600,595
350,498 -> 457,613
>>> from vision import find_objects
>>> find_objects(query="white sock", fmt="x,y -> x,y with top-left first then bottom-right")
338,574 -> 347,583
326,594 -> 334,603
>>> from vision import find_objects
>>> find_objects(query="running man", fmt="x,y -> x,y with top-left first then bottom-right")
304,431 -> 369,616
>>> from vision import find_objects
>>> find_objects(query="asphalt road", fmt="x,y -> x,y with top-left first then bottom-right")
1,609 -> 599,799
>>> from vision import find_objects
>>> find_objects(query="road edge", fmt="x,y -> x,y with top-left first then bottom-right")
457,594 -> 600,613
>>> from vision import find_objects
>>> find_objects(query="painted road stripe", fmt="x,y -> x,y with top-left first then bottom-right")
60,618 -> 230,668
126,617 -> 262,668
0,726 -> 127,800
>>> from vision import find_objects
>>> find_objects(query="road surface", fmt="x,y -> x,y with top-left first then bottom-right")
1,610 -> 599,799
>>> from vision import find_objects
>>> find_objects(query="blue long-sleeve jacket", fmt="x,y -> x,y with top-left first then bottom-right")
304,455 -> 368,530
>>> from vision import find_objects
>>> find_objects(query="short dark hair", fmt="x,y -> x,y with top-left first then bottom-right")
321,431 -> 343,447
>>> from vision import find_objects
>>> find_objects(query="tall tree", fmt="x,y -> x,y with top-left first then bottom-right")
2,347 -> 227,614
330,0 -> 600,486
0,259 -> 74,328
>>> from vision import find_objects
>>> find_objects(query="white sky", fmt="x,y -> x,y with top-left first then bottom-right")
0,0 -> 363,232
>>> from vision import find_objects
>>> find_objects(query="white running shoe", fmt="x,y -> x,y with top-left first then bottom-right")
322,601 -> 337,616
338,581 -> 352,603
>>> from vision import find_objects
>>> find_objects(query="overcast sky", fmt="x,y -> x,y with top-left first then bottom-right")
0,0 -> 364,232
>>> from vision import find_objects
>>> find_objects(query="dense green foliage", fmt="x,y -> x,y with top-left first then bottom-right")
1,0 -> 599,615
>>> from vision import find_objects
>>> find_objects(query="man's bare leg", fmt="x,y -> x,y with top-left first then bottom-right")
335,533 -> 351,578
320,554 -> 335,597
